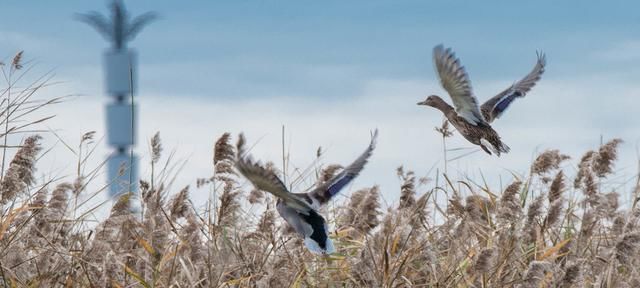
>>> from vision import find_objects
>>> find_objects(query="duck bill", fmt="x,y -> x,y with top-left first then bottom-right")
417,100 -> 427,105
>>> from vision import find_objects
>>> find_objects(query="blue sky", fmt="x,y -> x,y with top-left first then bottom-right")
0,1 -> 638,207
4,1 -> 639,93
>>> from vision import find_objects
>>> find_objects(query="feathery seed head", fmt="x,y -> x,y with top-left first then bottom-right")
465,195 -> 493,222
545,199 -> 563,229
548,171 -> 565,203
560,263 -> 581,287
397,167 -> 416,209
574,151 -> 595,188
498,180 -> 523,222
616,232 -> 640,265
12,51 -> 24,70
0,135 -> 42,205
111,191 -> 133,216
214,133 -> 234,164
531,149 -> 570,175
151,132 -> 162,164
247,188 -> 264,204
81,131 -> 96,143
474,247 -> 495,274
169,186 -> 190,220
214,132 -> 235,174
434,119 -> 454,138
525,194 -> 545,244
592,138 -> 622,177
521,261 -> 551,288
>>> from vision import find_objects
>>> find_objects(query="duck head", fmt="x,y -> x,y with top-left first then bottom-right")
417,95 -> 445,108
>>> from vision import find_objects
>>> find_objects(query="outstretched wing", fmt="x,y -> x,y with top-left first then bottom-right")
235,134 -> 312,213
433,45 -> 487,126
310,129 -> 378,205
481,51 -> 546,123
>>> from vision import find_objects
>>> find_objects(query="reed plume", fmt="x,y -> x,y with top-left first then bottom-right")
531,149 -> 570,175
592,138 -> 622,177
397,166 -> 416,209
0,135 -> 42,205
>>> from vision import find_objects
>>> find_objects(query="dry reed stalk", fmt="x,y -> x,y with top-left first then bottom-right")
615,232 -> 640,265
544,172 -> 565,231
474,247 -> 495,275
531,149 -> 570,176
520,261 -> 551,288
498,181 -> 523,224
214,132 -> 234,174
397,166 -> 416,210
410,192 -> 430,229
435,119 -> 453,175
11,51 -> 24,70
592,139 -> 622,178
559,262 -> 581,288
247,188 -> 264,204
216,177 -> 241,228
574,151 -> 595,189
355,186 -> 382,234
465,195 -> 493,223
0,135 -> 42,205
548,171 -> 565,203
524,194 -> 544,246
341,187 -> 367,226
255,204 -> 276,240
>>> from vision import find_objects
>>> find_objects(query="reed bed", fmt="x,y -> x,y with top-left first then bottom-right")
1,52 -> 639,287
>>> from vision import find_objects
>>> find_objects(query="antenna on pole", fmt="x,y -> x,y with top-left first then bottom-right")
76,0 -> 156,198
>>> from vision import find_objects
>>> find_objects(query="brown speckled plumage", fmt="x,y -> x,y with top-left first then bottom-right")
419,44 -> 545,156
425,96 -> 508,155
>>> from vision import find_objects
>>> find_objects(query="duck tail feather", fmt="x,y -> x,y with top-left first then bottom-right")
480,138 -> 500,155
500,142 -> 511,154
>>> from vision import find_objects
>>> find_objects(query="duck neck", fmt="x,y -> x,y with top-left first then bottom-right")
432,101 -> 455,115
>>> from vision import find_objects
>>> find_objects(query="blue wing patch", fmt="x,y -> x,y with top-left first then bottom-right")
326,174 -> 355,197
494,91 -> 522,115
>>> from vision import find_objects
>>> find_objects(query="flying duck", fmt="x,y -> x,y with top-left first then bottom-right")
418,44 -> 546,156
235,130 -> 378,255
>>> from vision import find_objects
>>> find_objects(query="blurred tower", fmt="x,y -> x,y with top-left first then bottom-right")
77,1 -> 156,197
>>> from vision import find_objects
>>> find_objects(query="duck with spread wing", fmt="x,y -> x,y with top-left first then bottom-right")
418,45 -> 545,156
235,130 -> 378,254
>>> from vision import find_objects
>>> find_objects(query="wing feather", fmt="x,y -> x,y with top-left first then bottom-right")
481,51 -> 546,122
433,45 -> 486,126
310,129 -> 378,204
235,134 -> 312,213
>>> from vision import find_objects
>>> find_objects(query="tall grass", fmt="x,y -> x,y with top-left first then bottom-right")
1,53 -> 639,287
2,130 -> 638,287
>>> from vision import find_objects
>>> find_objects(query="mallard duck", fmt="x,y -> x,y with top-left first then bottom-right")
418,44 -> 545,156
235,130 -> 378,255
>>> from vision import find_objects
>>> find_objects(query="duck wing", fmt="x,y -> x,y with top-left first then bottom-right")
235,134 -> 313,213
481,51 -> 546,123
433,45 -> 487,126
309,129 -> 378,206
